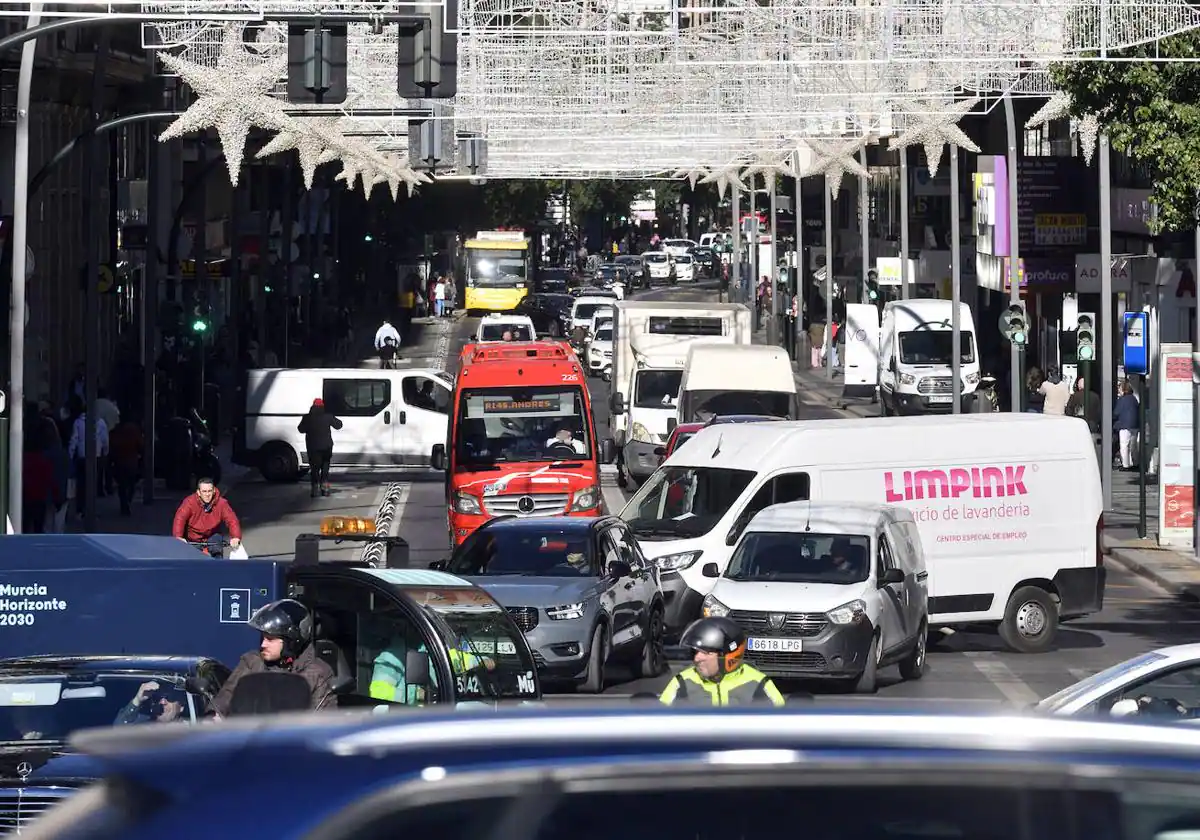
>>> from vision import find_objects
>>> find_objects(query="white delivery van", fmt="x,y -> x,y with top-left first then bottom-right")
474,313 -> 536,342
570,296 -> 613,333
675,344 -> 798,426
237,368 -> 453,481
701,501 -> 929,692
619,413 -> 1103,653
609,302 -> 753,486
879,299 -> 981,415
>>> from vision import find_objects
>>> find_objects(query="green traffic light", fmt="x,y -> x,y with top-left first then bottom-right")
192,319 -> 208,332
1078,345 -> 1094,361
364,234 -> 373,242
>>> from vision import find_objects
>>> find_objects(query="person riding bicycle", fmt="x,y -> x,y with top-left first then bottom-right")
374,320 -> 402,367
172,477 -> 242,558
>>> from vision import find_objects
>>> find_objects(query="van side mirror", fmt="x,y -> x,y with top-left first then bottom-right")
610,392 -> 625,414
430,444 -> 447,471
601,438 -> 617,464
888,358 -> 897,373
429,559 -> 447,571
667,417 -> 677,433
653,446 -> 665,457
405,650 -> 431,688
879,568 -> 905,586
701,562 -> 720,578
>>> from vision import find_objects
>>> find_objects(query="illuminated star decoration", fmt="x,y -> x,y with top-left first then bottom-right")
742,151 -> 798,181
158,24 -> 288,187
806,136 -> 872,197
1025,91 -> 1102,166
255,117 -> 341,190
699,161 -> 746,199
888,98 -> 981,178
672,165 -> 710,189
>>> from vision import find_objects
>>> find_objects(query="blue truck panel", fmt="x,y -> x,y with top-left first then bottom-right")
0,535 -> 286,667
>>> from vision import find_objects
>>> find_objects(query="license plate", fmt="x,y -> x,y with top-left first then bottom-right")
927,395 -> 953,404
747,637 -> 803,653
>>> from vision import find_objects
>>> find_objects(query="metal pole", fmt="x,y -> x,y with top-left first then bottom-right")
1138,372 -> 1148,538
1099,133 -> 1114,511
749,175 -> 757,323
1194,221 -> 1200,557
1003,94 -> 1022,413
859,148 -> 870,304
731,185 -> 741,303
7,3 -> 41,532
143,108 -> 165,504
768,176 -> 778,345
82,29 -> 110,532
825,178 -> 834,382
950,144 -> 962,415
899,146 -> 910,300
795,169 -> 804,357
282,162 -> 295,366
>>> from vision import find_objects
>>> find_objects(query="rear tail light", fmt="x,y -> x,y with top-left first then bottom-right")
1096,513 -> 1105,566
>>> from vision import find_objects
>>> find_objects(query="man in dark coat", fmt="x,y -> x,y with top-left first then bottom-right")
297,398 -> 343,497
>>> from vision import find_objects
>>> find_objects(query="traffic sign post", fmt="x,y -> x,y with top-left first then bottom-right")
1123,311 -> 1151,537
0,390 -> 9,533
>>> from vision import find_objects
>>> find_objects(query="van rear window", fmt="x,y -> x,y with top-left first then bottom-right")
648,317 -> 724,336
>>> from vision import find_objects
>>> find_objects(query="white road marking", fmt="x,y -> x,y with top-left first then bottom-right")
963,652 -> 1041,705
1067,668 -> 1094,681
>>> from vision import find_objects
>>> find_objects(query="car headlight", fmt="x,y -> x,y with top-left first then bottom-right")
965,371 -> 980,385
631,422 -> 653,443
452,492 -> 482,516
899,373 -> 916,385
701,594 -> 730,618
547,603 -> 585,621
656,550 -> 702,572
571,485 -> 599,512
826,600 -> 867,625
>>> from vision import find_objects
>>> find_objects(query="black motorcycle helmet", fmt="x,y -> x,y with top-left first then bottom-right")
248,599 -> 313,661
680,616 -> 747,680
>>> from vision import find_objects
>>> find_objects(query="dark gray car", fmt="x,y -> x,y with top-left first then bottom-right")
433,516 -> 667,693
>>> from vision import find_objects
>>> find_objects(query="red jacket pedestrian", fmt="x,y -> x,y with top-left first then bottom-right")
172,485 -> 242,543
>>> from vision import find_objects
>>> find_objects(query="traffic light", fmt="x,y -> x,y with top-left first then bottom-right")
1000,303 -> 1028,346
1077,312 -> 1096,361
191,318 -> 209,333
287,23 -> 348,104
865,269 -> 880,303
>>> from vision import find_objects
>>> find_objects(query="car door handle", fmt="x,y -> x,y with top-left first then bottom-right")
384,411 -> 391,424
399,411 -> 407,424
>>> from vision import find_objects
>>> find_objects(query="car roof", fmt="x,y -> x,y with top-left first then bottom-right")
707,414 -> 785,425
672,423 -> 706,436
0,655 -> 220,676
748,501 -> 913,533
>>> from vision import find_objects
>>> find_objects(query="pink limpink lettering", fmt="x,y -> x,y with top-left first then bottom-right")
883,466 -> 1027,502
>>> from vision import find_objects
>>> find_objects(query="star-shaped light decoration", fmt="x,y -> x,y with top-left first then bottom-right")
742,151 -> 798,181
888,98 -> 981,178
699,161 -> 746,199
1025,91 -> 1102,166
255,117 -> 341,190
158,25 -> 288,187
806,136 -> 872,197
672,165 -> 710,189
1076,113 -> 1100,166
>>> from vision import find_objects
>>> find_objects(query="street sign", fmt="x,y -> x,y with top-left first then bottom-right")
1123,311 -> 1148,375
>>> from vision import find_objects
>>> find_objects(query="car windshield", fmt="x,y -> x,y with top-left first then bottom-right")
456,386 -> 592,465
645,254 -> 668,263
622,466 -> 756,539
449,529 -> 598,577
898,330 -> 976,365
676,255 -> 693,264
573,303 -> 610,320
408,593 -> 539,701
726,532 -> 871,584
669,431 -> 697,452
633,369 -> 683,409
685,389 -> 792,421
480,323 -> 534,341
0,675 -> 192,741
595,327 -> 613,342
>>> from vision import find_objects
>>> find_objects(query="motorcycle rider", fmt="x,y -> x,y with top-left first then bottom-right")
374,319 -> 402,368
211,599 -> 333,718
659,616 -> 785,706
297,397 -> 343,498
172,477 -> 242,557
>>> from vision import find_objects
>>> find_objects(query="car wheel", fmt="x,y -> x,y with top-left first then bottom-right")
898,620 -> 928,681
580,624 -> 607,693
632,607 -> 666,678
998,585 -> 1058,653
855,633 -> 881,694
260,442 -> 299,482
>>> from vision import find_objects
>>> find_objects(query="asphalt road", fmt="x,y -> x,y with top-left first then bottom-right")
388,282 -> 1200,708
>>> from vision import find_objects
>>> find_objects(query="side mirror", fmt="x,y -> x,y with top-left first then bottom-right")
879,568 -> 905,586
888,358 -> 897,373
430,444 -> 447,472
667,417 -> 677,433
608,560 -> 633,580
610,392 -> 625,415
405,650 -> 431,688
429,559 -> 448,571
653,446 -> 665,457
600,438 -> 617,465
701,562 -> 720,578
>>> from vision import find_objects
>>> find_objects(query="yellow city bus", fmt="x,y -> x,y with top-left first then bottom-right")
463,231 -> 531,312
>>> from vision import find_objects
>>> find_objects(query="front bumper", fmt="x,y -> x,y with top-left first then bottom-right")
660,571 -> 704,637
622,439 -> 664,481
588,354 -> 612,374
888,390 -> 974,415
523,620 -> 595,680
742,616 -> 876,681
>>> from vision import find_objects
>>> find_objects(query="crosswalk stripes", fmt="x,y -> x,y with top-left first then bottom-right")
962,652 -> 1041,705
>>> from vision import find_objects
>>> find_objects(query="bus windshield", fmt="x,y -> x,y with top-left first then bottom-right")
468,249 -> 528,288
456,386 -> 593,465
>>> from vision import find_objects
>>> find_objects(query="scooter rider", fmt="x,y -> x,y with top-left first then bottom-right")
658,616 -> 785,706
211,599 -> 334,718
375,319 -> 402,367
172,478 -> 241,557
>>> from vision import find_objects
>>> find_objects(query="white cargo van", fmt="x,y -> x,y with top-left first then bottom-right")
701,501 -> 929,693
879,299 -> 981,415
619,414 -> 1103,653
237,368 -> 453,481
675,344 -> 798,426
609,302 -> 753,486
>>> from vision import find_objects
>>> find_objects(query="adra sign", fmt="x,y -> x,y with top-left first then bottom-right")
1075,254 -> 1132,294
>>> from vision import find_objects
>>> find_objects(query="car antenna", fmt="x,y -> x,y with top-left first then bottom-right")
711,432 -> 722,458
804,501 -> 812,533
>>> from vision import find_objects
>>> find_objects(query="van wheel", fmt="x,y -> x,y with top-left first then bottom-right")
632,607 -> 666,678
999,586 -> 1058,653
898,620 -> 928,681
580,624 -> 608,693
855,633 -> 880,694
260,443 -> 299,482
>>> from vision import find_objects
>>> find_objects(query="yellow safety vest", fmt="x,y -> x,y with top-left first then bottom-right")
658,665 -> 785,707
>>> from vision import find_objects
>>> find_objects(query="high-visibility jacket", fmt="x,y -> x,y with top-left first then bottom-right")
368,644 -> 484,703
658,664 -> 785,707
